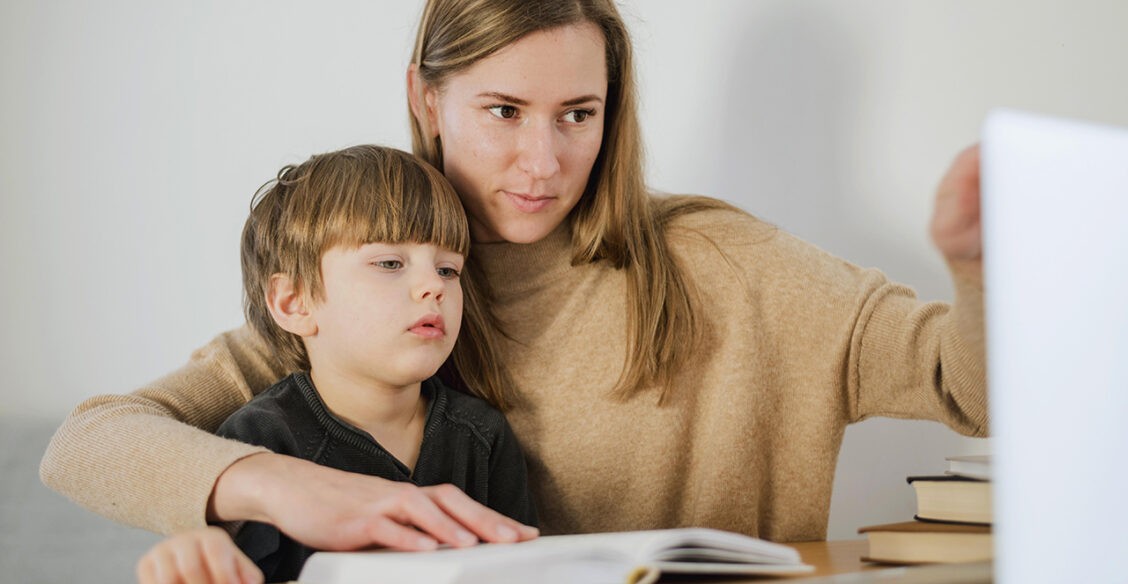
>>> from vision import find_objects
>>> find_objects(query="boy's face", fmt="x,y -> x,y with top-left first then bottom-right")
304,242 -> 464,390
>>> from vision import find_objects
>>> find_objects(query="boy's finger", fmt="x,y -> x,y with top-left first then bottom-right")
150,546 -> 183,584
199,530 -> 245,584
136,554 -> 158,584
234,552 -> 264,584
173,539 -> 210,584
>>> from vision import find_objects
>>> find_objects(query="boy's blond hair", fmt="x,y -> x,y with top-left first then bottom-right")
241,145 -> 511,407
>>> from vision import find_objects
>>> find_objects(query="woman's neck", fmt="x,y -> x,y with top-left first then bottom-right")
472,221 -> 575,293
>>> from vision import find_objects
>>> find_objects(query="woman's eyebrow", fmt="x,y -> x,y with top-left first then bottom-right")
476,91 -> 604,107
562,94 -> 604,107
477,91 -> 528,105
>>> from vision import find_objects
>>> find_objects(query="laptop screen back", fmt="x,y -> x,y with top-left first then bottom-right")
982,109 -> 1128,583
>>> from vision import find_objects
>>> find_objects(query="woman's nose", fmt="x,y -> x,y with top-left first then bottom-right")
515,121 -> 561,180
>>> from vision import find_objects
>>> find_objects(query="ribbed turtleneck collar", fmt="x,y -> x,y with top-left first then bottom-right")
470,222 -> 577,298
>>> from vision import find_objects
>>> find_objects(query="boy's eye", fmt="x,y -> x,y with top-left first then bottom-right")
374,260 -> 403,270
487,105 -> 518,120
436,267 -> 460,279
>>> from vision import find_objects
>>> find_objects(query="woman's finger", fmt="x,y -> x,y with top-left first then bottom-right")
374,485 -> 477,549
424,483 -> 538,543
361,514 -> 441,551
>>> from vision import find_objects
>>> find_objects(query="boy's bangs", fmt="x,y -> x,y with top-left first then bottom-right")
318,150 -> 469,256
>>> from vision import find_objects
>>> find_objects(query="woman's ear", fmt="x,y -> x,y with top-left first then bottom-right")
407,64 -> 440,138
266,274 -> 317,337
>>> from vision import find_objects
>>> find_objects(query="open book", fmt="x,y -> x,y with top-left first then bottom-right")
298,528 -> 814,584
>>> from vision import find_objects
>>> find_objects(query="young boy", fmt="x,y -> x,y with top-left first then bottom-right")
137,145 -> 536,583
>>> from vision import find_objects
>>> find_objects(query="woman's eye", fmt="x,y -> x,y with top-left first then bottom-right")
562,109 -> 593,123
436,267 -> 460,279
374,260 -> 403,270
487,105 -> 519,120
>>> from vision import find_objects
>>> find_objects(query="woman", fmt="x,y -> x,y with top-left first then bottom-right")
42,0 -> 986,555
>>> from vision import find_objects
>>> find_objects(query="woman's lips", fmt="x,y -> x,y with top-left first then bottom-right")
504,191 -> 554,213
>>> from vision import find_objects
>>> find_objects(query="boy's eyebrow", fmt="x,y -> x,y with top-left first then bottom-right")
477,91 -> 604,107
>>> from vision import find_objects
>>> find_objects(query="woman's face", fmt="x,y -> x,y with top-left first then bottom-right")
423,23 -> 608,244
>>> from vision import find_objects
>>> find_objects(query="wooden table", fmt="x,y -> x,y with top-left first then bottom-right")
786,539 -> 874,577
701,539 -> 991,583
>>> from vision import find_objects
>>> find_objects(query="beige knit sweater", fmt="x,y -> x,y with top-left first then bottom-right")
40,205 -> 988,542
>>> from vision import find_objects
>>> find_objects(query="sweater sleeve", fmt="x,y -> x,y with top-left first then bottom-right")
39,325 -> 287,534
668,205 -> 989,436
845,274 -> 988,434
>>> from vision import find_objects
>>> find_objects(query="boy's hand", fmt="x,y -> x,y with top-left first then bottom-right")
210,452 -> 539,552
136,526 -> 262,584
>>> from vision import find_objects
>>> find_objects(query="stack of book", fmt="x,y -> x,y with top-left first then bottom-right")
857,455 -> 993,565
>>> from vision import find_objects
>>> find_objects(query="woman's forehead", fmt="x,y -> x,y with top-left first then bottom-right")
443,23 -> 608,102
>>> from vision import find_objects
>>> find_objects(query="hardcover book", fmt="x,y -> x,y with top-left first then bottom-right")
858,521 -> 993,565
907,475 -> 992,525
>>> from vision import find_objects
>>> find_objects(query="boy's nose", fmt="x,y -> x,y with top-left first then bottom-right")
415,272 -> 445,303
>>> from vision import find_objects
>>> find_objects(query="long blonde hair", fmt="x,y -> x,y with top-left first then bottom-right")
409,0 -> 734,403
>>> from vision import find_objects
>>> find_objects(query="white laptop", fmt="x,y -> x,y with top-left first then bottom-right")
982,109 -> 1128,583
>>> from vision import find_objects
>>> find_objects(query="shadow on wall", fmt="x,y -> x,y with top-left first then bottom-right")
719,1 -> 950,299
1,416 -> 161,583
718,3 -> 972,540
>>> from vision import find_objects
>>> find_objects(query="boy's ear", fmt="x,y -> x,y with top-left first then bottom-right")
266,274 -> 317,337
407,64 -> 440,138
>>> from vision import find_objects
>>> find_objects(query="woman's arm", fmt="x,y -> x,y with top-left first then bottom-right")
930,145 -> 985,365
40,325 -> 280,533
40,324 -> 538,549
213,453 -> 538,551
847,144 -> 988,432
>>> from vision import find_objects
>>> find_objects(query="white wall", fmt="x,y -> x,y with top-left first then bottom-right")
2,1 -> 1125,540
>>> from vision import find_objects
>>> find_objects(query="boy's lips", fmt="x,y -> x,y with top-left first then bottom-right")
409,314 -> 446,339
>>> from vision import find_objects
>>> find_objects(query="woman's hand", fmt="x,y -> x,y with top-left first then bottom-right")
137,527 -> 262,584
209,453 -> 539,551
930,144 -> 983,282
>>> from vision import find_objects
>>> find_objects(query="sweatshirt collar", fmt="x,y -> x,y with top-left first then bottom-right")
470,222 -> 576,296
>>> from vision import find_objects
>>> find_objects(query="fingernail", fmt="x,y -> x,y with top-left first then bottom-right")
496,525 -> 517,541
417,536 -> 438,550
456,529 -> 477,545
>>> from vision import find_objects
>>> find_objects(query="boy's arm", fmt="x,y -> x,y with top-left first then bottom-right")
40,325 -> 283,534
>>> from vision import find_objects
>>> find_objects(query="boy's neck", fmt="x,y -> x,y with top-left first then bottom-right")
308,367 -> 429,471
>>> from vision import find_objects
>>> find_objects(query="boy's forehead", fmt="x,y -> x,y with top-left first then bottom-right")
329,240 -> 467,256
